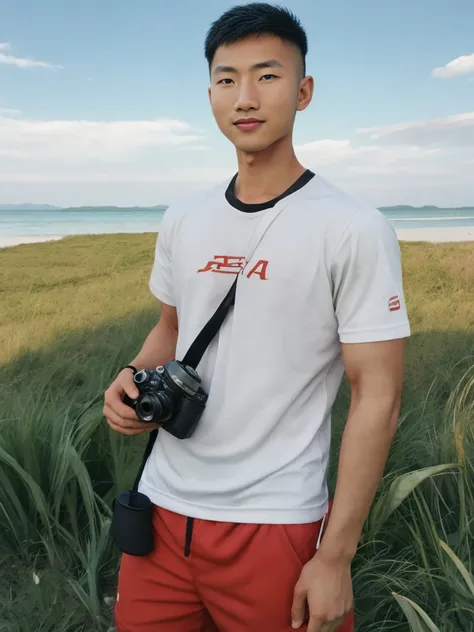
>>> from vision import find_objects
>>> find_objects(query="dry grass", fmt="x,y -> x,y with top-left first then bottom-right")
400,242 -> 474,332
0,234 -> 159,363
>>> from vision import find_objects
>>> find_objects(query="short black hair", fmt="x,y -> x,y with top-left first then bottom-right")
204,3 -> 308,76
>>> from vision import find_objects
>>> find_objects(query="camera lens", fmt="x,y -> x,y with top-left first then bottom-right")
136,393 -> 162,423
136,392 -> 172,424
140,401 -> 154,416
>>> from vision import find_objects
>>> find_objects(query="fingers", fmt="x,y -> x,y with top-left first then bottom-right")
103,373 -> 162,436
103,403 -> 137,429
306,614 -> 324,632
308,616 -> 344,632
120,380 -> 140,402
112,395 -> 140,422
317,625 -> 331,632
328,618 -> 345,632
106,418 -> 149,436
104,404 -> 159,435
103,399 -> 156,434
291,584 -> 307,629
104,382 -> 139,420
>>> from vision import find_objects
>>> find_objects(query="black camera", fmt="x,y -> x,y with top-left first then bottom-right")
123,360 -> 207,439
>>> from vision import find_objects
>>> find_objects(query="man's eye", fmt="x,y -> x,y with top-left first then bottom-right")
260,74 -> 277,81
217,78 -> 234,85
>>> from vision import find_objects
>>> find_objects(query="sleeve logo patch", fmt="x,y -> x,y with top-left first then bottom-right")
389,295 -> 401,312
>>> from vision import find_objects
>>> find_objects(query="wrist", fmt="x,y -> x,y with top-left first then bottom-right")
121,364 -> 138,375
316,539 -> 357,566
315,548 -> 354,567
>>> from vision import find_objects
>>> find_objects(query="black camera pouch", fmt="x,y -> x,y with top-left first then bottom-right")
110,428 -> 158,556
111,490 -> 154,556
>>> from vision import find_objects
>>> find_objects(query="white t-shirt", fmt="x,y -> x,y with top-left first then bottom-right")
139,172 -> 411,524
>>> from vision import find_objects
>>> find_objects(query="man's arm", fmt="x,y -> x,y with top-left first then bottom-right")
291,209 -> 410,630
317,337 -> 405,564
129,302 -> 179,370
291,337 -> 406,631
105,202 -> 179,435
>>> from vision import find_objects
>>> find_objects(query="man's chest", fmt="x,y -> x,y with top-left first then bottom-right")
171,210 -> 333,315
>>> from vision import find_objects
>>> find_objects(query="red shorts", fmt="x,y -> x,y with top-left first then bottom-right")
115,505 -> 355,632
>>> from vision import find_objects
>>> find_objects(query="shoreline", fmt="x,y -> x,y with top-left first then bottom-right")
395,227 -> 474,242
0,235 -> 65,248
1,226 -> 473,249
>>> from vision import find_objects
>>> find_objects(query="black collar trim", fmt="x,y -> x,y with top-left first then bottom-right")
225,169 -> 315,213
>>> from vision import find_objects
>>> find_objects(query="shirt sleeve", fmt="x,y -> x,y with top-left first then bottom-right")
149,208 -> 176,306
332,210 -> 411,343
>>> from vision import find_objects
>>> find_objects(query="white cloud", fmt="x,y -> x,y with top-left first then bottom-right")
182,145 -> 210,151
357,112 -> 474,147
296,139 -> 443,177
432,53 -> 474,78
0,166 -> 233,184
0,42 -> 62,70
0,110 -> 473,207
294,139 -> 356,164
0,115 -> 205,161
0,113 -> 217,205
294,111 -> 474,206
0,107 -> 20,116
295,138 -> 442,171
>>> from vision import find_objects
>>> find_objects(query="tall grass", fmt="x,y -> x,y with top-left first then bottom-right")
354,366 -> 474,631
1,234 -> 473,631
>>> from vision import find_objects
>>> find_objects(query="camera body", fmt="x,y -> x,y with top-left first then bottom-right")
123,360 -> 207,439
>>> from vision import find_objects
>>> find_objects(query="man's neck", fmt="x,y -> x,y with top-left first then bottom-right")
233,139 -> 307,205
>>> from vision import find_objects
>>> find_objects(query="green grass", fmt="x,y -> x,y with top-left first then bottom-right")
1,234 -> 473,631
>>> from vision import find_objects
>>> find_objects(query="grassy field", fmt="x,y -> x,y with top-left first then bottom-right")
0,234 -> 473,631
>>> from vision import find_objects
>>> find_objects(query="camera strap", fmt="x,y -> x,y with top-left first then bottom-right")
182,202 -> 288,369
132,200 -> 289,491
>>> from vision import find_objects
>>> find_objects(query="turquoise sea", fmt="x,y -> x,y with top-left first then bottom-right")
0,207 -> 167,239
1,205 -> 474,239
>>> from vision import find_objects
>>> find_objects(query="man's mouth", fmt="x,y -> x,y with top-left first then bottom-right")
233,118 -> 264,131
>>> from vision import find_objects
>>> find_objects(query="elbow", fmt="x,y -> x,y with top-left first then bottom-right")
351,389 -> 402,434
386,392 -> 402,433
388,398 -> 402,434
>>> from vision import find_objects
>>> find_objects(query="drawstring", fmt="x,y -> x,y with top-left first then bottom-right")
184,517 -> 194,557
316,511 -> 327,550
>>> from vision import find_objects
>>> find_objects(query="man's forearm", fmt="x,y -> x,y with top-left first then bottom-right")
317,395 -> 400,563
129,318 -> 178,371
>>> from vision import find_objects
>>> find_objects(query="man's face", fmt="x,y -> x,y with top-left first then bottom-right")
208,34 -> 313,153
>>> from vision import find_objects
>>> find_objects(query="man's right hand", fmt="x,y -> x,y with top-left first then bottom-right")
103,368 -> 159,436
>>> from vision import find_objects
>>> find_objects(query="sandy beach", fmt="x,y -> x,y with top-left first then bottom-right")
1,226 -> 473,249
395,226 -> 474,242
0,226 -> 474,248
0,235 -> 64,248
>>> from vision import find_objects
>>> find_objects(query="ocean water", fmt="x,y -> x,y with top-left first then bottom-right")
0,208 -> 166,238
1,206 -> 474,238
381,207 -> 474,229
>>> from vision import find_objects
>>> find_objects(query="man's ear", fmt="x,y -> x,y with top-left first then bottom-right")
297,75 -> 314,112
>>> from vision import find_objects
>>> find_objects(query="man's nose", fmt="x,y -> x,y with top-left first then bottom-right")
234,79 -> 260,111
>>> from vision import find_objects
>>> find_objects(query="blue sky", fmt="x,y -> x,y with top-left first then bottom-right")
1,0 -> 473,207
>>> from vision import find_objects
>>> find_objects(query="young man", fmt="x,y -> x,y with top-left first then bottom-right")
104,4 -> 410,631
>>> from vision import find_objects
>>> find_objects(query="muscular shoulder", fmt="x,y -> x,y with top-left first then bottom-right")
160,179 -> 230,230
291,174 -> 394,256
